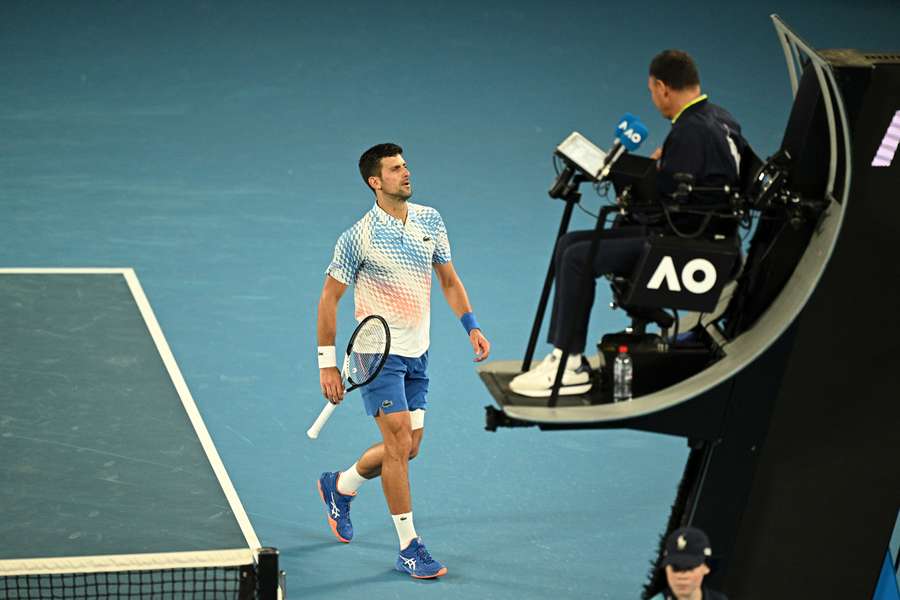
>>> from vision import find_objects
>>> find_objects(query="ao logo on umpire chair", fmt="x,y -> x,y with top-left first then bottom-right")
622,236 -> 739,313
647,256 -> 718,295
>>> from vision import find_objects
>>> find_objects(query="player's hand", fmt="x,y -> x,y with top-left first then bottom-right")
470,329 -> 491,362
650,147 -> 662,161
320,367 -> 345,404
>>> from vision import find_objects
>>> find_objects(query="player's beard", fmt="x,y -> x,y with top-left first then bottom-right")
390,183 -> 412,201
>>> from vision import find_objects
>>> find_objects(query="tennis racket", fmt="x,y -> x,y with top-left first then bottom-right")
307,314 -> 391,439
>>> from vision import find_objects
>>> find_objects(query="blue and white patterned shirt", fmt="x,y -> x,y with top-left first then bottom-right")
326,202 -> 452,357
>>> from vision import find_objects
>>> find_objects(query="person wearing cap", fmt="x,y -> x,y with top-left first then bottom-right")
652,526 -> 728,600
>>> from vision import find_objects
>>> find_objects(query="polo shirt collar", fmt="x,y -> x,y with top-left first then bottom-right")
371,201 -> 413,226
671,94 -> 709,124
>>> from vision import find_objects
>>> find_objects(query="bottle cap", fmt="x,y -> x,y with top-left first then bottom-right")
618,345 -> 628,353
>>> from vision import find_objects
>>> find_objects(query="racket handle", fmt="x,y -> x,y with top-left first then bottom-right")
307,402 -> 338,439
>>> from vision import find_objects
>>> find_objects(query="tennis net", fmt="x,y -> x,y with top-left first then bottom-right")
0,548 -> 280,600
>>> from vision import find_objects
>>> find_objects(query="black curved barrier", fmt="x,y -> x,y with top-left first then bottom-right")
477,16 -> 900,598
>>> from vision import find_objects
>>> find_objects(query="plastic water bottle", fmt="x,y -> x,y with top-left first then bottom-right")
613,345 -> 633,402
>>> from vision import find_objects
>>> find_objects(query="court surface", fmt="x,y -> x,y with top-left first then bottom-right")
0,270 -> 261,595
2,1 -> 898,598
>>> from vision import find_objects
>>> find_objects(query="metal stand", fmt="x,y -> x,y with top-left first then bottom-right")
521,168 -> 584,372
521,161 -> 622,406
256,547 -> 281,600
548,203 -> 620,407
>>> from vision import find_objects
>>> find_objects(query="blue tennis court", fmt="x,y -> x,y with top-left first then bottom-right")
0,270 -> 266,596
1,1 -> 898,598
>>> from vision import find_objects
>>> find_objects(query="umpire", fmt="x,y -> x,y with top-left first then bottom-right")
510,49 -> 751,398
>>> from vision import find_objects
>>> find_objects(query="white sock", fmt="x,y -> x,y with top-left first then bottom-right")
551,348 -> 582,369
336,462 -> 366,495
392,512 -> 418,550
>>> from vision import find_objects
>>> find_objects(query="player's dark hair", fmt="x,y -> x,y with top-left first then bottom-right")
649,50 -> 700,90
359,143 -> 404,192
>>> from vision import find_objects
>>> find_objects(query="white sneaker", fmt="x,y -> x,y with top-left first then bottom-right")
509,349 -> 592,397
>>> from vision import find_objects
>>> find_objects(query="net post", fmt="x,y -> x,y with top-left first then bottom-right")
257,547 -> 280,600
239,564 -> 258,600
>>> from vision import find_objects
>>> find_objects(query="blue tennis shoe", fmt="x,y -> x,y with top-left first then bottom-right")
317,471 -> 355,543
395,538 -> 447,579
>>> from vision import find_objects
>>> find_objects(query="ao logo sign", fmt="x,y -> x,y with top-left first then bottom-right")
617,118 -> 644,146
647,256 -> 718,294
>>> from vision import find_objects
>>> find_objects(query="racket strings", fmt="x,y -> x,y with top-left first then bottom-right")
347,319 -> 388,385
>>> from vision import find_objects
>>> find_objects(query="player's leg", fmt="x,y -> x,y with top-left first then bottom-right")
375,408 -> 433,578
351,423 -> 423,479
374,409 -> 414,515
350,353 -> 428,480
400,352 -> 428,464
316,355 -> 406,543
408,417 -> 424,459
389,352 -> 445,578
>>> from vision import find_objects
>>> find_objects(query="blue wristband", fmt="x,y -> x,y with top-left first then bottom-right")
460,312 -> 480,335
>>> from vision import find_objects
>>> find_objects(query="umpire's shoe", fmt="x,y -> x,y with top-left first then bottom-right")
509,350 -> 592,397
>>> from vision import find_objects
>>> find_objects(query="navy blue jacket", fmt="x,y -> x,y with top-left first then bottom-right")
657,96 -> 750,237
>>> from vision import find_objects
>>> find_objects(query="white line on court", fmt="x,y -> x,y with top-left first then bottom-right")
0,549 -> 255,576
0,268 -> 131,274
122,268 -> 264,554
0,267 -> 265,566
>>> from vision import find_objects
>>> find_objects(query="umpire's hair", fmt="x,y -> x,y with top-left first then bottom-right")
649,50 -> 700,90
359,143 -> 403,192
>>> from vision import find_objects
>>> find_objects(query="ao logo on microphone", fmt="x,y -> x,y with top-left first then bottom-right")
646,256 -> 718,294
617,117 -> 645,147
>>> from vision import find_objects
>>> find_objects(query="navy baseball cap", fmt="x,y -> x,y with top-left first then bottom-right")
661,527 -> 712,570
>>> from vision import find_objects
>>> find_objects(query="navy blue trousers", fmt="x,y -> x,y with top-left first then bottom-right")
547,226 -> 648,354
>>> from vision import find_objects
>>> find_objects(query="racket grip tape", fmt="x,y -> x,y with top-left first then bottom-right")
307,401 -> 338,439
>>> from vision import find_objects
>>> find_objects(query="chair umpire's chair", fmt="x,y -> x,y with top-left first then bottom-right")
610,148 -> 763,335
598,150 -> 763,397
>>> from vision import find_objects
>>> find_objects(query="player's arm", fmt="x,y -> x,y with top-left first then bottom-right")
317,275 -> 348,403
433,261 -> 490,362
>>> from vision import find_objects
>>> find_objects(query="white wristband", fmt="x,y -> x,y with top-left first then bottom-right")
317,346 -> 337,369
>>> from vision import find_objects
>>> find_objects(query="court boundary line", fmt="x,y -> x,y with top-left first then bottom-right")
0,549 -> 255,576
123,269 -> 264,553
0,268 -> 263,559
0,268 -> 131,274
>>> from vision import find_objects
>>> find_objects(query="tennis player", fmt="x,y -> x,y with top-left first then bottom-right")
315,143 -> 490,579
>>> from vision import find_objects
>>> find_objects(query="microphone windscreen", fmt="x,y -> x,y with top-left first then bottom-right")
615,114 -> 648,152
613,113 -> 637,138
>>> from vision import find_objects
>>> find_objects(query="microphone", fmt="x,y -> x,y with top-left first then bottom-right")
598,113 -> 649,179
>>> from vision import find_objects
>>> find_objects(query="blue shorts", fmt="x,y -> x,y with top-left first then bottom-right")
360,352 -> 429,417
